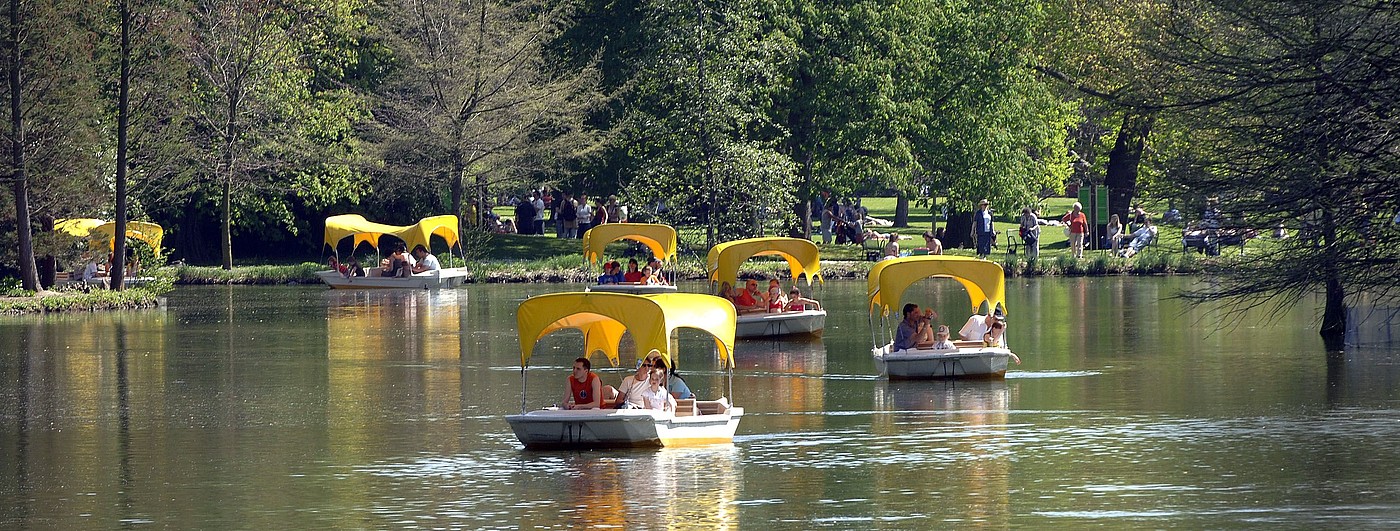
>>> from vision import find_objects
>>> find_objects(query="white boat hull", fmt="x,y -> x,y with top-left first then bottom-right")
506,405 -> 744,449
872,343 -> 1011,379
735,310 -> 825,338
316,268 -> 470,290
586,284 -> 678,294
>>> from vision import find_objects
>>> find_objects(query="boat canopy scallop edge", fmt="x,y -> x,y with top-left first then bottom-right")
516,292 -> 736,369
867,255 -> 1006,318
56,218 -> 164,256
324,214 -> 460,253
706,237 -> 823,288
581,223 -> 679,265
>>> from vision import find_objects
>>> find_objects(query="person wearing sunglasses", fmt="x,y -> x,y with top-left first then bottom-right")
610,349 -> 663,409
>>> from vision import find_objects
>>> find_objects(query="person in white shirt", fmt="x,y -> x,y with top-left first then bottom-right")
641,367 -> 675,412
958,313 -> 999,341
531,193 -> 546,235
410,245 -> 440,273
931,325 -> 956,350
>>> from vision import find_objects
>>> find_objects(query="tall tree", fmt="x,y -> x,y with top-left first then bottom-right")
373,0 -> 606,228
1,0 -> 104,288
181,0 -> 370,268
623,0 -> 796,246
1161,0 -> 1399,349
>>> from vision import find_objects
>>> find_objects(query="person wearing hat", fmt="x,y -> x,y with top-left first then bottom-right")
975,199 -> 995,258
1062,201 -> 1088,259
931,325 -> 956,350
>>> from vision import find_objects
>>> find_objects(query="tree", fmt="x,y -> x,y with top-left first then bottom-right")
619,0 -> 795,246
182,0 -> 370,268
1160,0 -> 1399,350
1,0 -> 105,289
373,0 -> 606,229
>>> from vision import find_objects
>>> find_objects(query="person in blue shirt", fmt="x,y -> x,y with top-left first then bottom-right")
893,303 -> 936,351
975,199 -> 995,258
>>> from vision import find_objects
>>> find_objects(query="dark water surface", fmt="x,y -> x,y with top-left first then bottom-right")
2,278 -> 1399,529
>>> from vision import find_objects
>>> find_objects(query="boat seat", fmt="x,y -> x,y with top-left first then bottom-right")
674,399 -> 696,417
952,340 -> 982,349
696,400 -> 727,415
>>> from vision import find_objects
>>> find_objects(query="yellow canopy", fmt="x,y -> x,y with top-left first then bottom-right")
55,218 -> 164,256
516,292 -> 736,369
323,214 -> 460,253
867,255 -> 1006,318
706,237 -> 823,287
581,223 -> 679,265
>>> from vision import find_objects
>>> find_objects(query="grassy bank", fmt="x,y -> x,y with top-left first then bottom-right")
0,283 -> 170,313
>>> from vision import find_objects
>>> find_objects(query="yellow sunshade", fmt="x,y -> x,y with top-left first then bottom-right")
867,255 -> 1006,318
706,237 -> 823,287
581,223 -> 679,265
516,292 -> 736,369
324,214 -> 460,253
55,218 -> 164,256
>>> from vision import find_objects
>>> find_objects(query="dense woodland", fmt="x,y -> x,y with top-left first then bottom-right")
0,0 -> 1396,347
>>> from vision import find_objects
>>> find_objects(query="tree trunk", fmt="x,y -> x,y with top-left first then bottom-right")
220,175 -> 232,269
1319,209 -> 1345,351
110,0 -> 131,290
943,209 -> 974,249
450,153 -> 464,222
894,194 -> 909,228
8,0 -> 37,291
1104,113 -> 1153,223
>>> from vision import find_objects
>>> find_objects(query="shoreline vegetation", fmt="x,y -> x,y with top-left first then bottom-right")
2,245 -> 1209,314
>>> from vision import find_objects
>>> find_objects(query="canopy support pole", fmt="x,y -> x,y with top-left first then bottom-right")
520,367 -> 528,414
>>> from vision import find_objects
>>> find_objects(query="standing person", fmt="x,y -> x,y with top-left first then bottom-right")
560,193 -> 579,239
1062,202 -> 1088,259
1020,207 -> 1041,261
591,197 -> 609,230
575,194 -> 592,238
821,191 -> 837,244
607,195 -> 626,224
974,199 -> 995,259
531,192 -> 546,236
514,195 -> 534,235
549,188 -> 563,237
563,357 -> 603,410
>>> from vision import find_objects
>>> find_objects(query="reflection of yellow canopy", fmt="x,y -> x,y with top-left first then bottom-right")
867,255 -> 1006,317
516,292 -> 736,369
581,223 -> 679,265
55,218 -> 164,255
323,214 -> 460,253
706,237 -> 822,287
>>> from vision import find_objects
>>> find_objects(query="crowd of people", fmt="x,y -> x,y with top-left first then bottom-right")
493,187 -> 631,238
561,350 -> 695,411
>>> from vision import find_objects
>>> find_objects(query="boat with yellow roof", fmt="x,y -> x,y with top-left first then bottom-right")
317,214 -> 471,289
707,237 -> 826,338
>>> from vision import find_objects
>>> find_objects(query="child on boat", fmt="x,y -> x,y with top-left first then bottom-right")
785,287 -> 821,311
931,325 -> 956,350
767,286 -> 787,313
982,321 -> 1006,347
642,367 -> 675,412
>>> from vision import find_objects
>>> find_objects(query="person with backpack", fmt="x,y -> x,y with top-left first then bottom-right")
560,193 -> 579,238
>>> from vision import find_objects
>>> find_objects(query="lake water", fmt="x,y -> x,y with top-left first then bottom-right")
2,277 -> 1399,528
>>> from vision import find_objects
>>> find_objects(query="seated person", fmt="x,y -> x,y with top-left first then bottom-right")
882,233 -> 900,259
611,350 -> 664,409
959,312 -> 998,341
916,230 -> 943,255
983,321 -> 1006,347
931,325 -> 956,350
327,256 -> 348,276
785,287 -> 821,311
410,245 -> 440,273
662,361 -> 694,400
1120,219 -> 1159,258
766,286 -> 787,313
733,279 -> 766,314
639,266 -> 657,285
641,368 -> 676,412
80,253 -> 100,280
893,303 -> 936,351
647,259 -> 670,286
500,218 -> 517,234
346,258 -> 365,277
717,281 -> 735,302
597,261 -> 619,284
563,357 -> 603,410
622,259 -> 645,283
383,246 -> 412,277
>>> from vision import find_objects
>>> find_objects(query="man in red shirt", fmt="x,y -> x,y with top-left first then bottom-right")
563,357 -> 603,409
